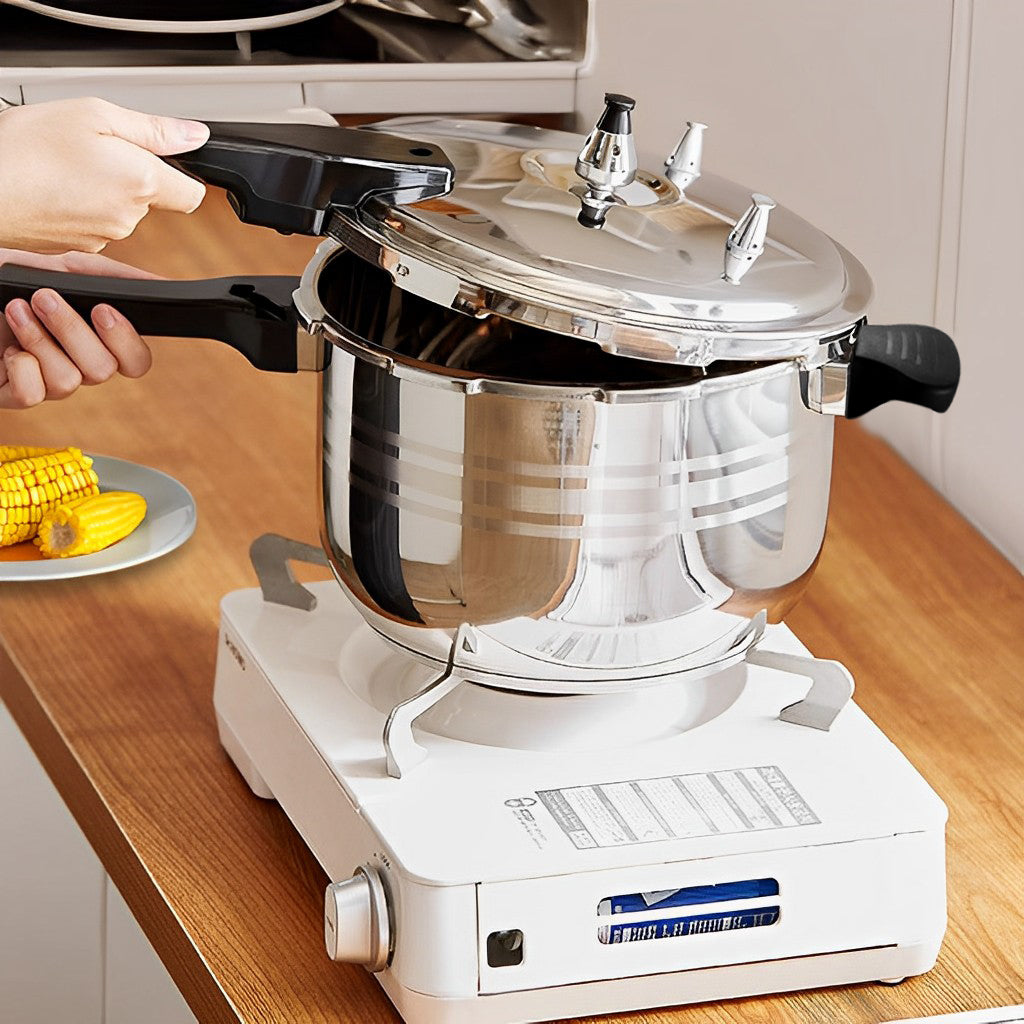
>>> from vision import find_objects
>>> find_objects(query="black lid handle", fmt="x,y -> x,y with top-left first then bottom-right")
845,323 -> 960,418
167,122 -> 455,235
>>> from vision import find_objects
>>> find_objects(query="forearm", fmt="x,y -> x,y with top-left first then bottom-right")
0,97 -> 22,248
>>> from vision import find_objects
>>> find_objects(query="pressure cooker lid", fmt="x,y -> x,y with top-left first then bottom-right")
328,96 -> 874,366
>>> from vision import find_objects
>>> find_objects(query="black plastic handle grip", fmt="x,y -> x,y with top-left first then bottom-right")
0,265 -> 301,372
167,122 -> 455,235
845,323 -> 960,419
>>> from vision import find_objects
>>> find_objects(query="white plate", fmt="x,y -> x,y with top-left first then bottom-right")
0,455 -> 196,582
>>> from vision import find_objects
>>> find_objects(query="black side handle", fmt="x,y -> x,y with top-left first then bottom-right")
0,265 -> 301,373
845,323 -> 960,419
168,122 -> 455,235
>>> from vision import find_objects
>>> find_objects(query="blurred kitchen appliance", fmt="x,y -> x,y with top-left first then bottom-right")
0,0 -> 590,119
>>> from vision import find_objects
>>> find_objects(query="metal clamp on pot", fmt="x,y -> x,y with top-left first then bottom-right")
0,93 -> 961,690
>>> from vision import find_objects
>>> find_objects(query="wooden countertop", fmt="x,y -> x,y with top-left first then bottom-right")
1,195 -> 1022,1024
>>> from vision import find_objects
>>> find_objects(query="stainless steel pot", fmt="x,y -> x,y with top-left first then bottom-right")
301,241 -> 834,684
0,100 -> 961,689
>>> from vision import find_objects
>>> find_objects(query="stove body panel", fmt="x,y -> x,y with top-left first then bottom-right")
213,583 -> 947,1022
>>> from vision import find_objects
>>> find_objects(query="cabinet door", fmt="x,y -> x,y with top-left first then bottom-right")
104,881 -> 198,1024
0,702 -> 104,1024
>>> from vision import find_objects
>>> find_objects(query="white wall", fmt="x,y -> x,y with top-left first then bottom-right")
581,0 -> 1023,569
940,0 -> 1024,564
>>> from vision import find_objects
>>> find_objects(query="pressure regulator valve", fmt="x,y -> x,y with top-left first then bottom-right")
573,92 -> 638,228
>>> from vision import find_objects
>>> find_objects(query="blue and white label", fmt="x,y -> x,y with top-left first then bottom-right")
599,905 -> 781,944
537,766 -> 818,850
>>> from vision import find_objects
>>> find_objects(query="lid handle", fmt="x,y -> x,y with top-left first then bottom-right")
665,121 -> 707,191
574,92 -> 639,229
167,121 -> 455,235
723,193 -> 776,284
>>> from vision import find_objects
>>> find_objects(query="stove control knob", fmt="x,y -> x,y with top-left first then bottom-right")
724,193 -> 776,284
665,120 -> 707,191
324,864 -> 390,972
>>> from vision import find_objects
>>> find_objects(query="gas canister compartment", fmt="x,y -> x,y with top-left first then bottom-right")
475,835 -> 940,995
597,878 -> 781,945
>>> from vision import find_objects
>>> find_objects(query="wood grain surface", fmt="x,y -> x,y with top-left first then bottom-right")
1,194 -> 1022,1024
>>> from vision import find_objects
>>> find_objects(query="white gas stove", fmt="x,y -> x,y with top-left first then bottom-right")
213,567 -> 947,1024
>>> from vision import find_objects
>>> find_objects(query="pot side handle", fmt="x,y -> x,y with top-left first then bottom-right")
845,323 -> 960,419
0,265 -> 302,373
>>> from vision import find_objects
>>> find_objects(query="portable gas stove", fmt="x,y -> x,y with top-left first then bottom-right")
212,536 -> 946,1024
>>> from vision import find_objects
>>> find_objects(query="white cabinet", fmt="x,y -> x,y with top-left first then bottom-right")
105,881 -> 198,1024
0,702 -> 105,1024
0,701 -> 196,1024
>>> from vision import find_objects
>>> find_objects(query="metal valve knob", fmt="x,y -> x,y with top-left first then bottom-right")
665,121 -> 707,191
723,193 -> 776,284
324,864 -> 390,972
574,92 -> 638,228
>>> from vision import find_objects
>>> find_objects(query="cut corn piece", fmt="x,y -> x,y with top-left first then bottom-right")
35,490 -> 146,558
0,447 -> 99,547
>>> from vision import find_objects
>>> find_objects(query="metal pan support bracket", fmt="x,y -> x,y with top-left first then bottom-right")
747,646 -> 855,731
384,623 -> 478,779
249,533 -> 330,611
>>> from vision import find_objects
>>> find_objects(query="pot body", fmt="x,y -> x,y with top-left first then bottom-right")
311,253 -> 835,684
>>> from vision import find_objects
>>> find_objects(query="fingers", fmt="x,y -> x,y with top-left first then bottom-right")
0,246 -> 156,406
90,305 -> 152,378
28,291 -> 121,386
98,102 -> 209,157
4,290 -> 152,384
0,346 -> 46,410
4,298 -> 85,396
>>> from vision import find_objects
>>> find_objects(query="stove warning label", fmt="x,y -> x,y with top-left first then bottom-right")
536,766 -> 818,850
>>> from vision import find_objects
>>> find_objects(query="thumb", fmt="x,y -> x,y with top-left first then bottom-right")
103,106 -> 210,156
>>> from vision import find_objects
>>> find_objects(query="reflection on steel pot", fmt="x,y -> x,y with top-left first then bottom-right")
0,96 -> 961,691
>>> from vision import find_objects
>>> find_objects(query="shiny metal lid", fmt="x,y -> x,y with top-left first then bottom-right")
328,109 -> 873,366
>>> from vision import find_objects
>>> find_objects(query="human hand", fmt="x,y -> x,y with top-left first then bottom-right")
0,98 -> 209,254
0,249 -> 156,409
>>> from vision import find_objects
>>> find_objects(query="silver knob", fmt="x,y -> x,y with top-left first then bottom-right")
723,193 -> 776,284
324,864 -> 390,972
574,92 -> 638,228
665,121 -> 707,190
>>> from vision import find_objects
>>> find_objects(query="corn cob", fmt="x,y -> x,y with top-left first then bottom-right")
35,490 -> 146,558
0,445 -> 61,463
0,447 -> 100,547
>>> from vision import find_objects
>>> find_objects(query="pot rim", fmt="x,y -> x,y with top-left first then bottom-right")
297,240 -> 803,402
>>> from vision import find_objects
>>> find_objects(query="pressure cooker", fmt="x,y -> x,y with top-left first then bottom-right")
0,94 -> 960,690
